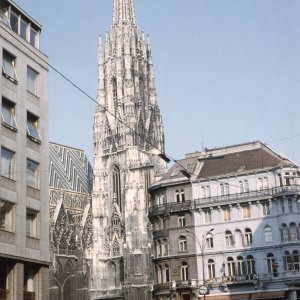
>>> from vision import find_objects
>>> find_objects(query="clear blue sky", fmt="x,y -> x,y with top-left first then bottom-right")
15,0 -> 300,164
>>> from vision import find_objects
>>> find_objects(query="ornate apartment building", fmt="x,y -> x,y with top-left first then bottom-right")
91,0 -> 167,299
48,142 -> 93,300
149,141 -> 300,300
0,0 -> 49,299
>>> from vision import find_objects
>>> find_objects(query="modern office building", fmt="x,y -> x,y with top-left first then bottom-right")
149,141 -> 300,300
90,0 -> 167,299
0,0 -> 49,299
49,142 -> 93,300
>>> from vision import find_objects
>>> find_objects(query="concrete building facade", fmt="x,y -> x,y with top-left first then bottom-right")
0,0 -> 49,299
48,142 -> 93,300
149,142 -> 300,300
91,0 -> 167,299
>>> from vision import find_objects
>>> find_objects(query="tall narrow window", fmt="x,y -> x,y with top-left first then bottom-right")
204,209 -> 212,223
262,201 -> 270,216
293,250 -> 300,271
178,216 -> 185,228
282,224 -> 289,242
181,262 -> 188,281
2,50 -> 17,82
26,209 -> 38,238
112,165 -> 121,209
223,206 -> 231,221
227,257 -> 236,277
290,223 -> 297,241
236,256 -> 245,276
9,10 -> 18,33
225,231 -> 233,247
264,226 -> 273,243
30,27 -> 38,47
206,234 -> 214,248
208,259 -> 215,279
267,253 -> 274,273
288,199 -> 293,212
0,200 -> 14,232
20,18 -> 28,40
27,112 -> 41,142
26,159 -> 39,189
224,183 -> 229,195
242,204 -> 250,219
1,98 -> 17,129
27,66 -> 38,95
244,228 -> 253,245
1,147 -> 15,179
245,255 -> 255,275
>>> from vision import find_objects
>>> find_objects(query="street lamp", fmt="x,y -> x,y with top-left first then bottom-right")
184,228 -> 214,300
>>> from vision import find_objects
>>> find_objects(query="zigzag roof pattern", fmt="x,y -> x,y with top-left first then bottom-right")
49,142 -> 93,194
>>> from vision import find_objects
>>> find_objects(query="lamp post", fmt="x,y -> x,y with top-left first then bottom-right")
184,228 -> 214,300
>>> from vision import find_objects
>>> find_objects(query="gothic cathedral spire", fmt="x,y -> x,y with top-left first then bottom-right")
91,1 -> 167,299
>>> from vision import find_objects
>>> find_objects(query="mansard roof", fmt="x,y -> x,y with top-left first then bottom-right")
159,141 -> 296,183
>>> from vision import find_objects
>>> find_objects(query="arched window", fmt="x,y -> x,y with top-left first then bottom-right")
227,257 -> 236,277
245,255 -> 255,276
162,239 -> 169,256
267,253 -> 274,273
282,223 -> 289,242
284,251 -> 292,271
180,189 -> 185,202
107,262 -> 116,288
236,256 -> 245,276
293,250 -> 300,270
156,240 -> 162,257
175,190 -> 180,202
290,223 -> 297,241
234,229 -> 243,247
225,231 -> 233,248
163,264 -> 170,282
206,234 -> 214,249
181,262 -> 189,281
244,228 -> 253,245
112,239 -> 120,256
112,165 -> 121,210
208,259 -> 215,279
264,226 -> 273,243
179,236 -> 187,252
157,265 -> 163,283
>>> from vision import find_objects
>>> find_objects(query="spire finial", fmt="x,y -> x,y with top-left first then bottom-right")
112,0 -> 136,26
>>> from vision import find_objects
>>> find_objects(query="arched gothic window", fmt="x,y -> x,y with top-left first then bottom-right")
112,165 -> 121,210
107,262 -> 116,288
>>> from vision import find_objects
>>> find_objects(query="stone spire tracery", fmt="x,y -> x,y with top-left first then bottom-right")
91,1 -> 166,299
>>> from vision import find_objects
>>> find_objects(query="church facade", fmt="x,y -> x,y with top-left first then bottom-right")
90,1 -> 167,299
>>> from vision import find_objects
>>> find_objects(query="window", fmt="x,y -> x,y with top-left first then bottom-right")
0,200 -> 14,232
1,147 -> 15,179
27,66 -> 38,95
175,189 -> 185,202
225,230 -> 233,247
236,256 -> 245,276
2,50 -> 17,82
180,262 -> 188,281
157,266 -> 162,283
26,209 -> 38,238
290,223 -> 297,241
239,181 -> 244,193
1,98 -> 17,129
112,239 -> 120,256
244,228 -> 253,245
156,240 -> 162,257
20,18 -> 28,40
178,216 -> 185,228
221,183 -> 229,195
284,251 -> 293,271
179,236 -> 187,252
158,193 -> 164,205
163,264 -> 170,283
204,209 -> 212,223
282,224 -> 289,242
285,173 -> 290,186
112,165 -> 121,209
239,180 -> 249,193
280,199 -> 285,213
262,201 -> 270,216
242,204 -> 250,219
206,234 -> 214,249
9,10 -> 18,33
30,27 -> 38,47
202,186 -> 210,198
293,250 -> 300,271
264,226 -> 273,243
208,259 -> 215,279
223,206 -> 231,221
27,112 -> 41,142
288,199 -> 293,212
26,159 -> 39,189
267,253 -> 274,273
263,177 -> 268,189
227,257 -> 236,277
162,239 -> 169,256
245,255 -> 255,275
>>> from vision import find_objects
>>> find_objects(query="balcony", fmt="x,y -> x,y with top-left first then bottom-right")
194,185 -> 300,208
149,200 -> 192,216
222,274 -> 259,285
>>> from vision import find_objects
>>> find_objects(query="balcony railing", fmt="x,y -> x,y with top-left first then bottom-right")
149,185 -> 300,215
